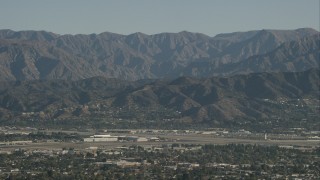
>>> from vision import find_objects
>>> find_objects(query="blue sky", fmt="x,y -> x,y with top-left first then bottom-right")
0,0 -> 319,36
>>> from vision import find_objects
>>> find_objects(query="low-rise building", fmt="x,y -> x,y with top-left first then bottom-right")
84,134 -> 118,142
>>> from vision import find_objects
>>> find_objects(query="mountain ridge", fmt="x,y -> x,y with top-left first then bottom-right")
0,69 -> 318,125
0,28 -> 318,81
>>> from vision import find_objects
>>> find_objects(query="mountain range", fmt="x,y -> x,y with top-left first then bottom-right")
0,28 -> 318,81
0,28 -> 319,129
0,69 -> 319,126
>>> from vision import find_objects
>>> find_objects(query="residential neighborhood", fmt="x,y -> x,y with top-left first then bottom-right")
0,126 -> 319,179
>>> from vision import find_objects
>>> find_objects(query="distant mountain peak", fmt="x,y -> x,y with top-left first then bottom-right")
0,28 -> 318,81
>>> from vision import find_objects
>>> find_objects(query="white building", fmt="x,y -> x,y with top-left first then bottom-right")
136,137 -> 148,142
84,134 -> 118,142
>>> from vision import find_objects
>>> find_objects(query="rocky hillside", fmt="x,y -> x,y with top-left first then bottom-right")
0,28 -> 318,81
0,69 -> 318,124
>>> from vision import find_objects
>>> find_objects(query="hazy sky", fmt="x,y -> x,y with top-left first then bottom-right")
0,0 -> 319,36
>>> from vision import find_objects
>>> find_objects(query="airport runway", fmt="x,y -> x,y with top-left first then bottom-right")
0,133 -> 319,151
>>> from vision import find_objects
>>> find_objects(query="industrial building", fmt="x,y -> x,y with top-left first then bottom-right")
83,134 -> 118,142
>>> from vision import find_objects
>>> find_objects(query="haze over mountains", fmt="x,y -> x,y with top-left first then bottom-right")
0,28 -> 318,81
0,69 -> 319,126
0,28 -> 319,128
